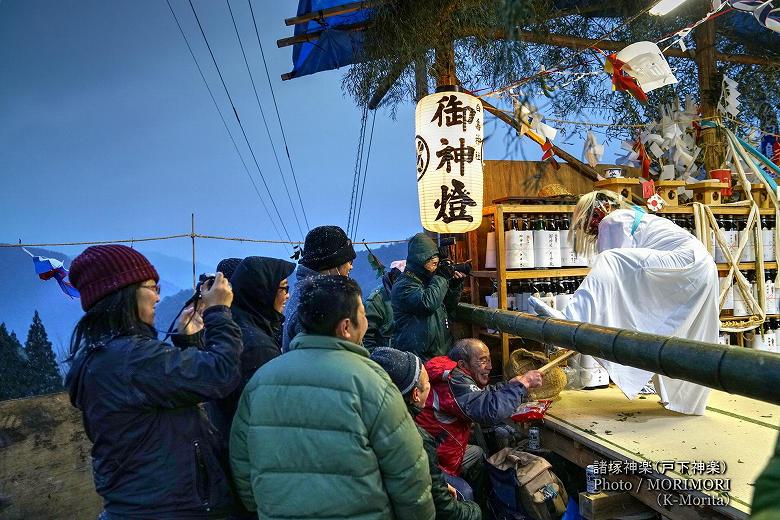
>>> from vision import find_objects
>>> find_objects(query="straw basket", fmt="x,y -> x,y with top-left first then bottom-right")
537,183 -> 574,198
504,348 -> 568,400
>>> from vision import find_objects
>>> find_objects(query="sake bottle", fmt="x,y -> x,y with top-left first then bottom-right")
485,216 -> 497,269
763,216 -> 776,262
739,217 -> 755,262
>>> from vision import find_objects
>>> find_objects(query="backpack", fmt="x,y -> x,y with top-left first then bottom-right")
487,447 -> 568,520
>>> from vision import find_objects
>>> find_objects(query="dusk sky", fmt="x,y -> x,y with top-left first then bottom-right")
1,0 -> 617,276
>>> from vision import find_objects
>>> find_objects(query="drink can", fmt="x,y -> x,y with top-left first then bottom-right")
586,464 -> 598,494
528,426 -> 541,450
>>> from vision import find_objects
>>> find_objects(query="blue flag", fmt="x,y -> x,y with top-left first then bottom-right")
23,248 -> 80,299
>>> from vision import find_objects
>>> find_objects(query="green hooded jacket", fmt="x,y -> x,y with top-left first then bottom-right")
391,233 -> 464,360
229,333 -> 435,520
752,432 -> 780,520
364,286 -> 394,351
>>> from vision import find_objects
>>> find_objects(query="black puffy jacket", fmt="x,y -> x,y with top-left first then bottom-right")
65,306 -> 242,519
209,256 -> 294,443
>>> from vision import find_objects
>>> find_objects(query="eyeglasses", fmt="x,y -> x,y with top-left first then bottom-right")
139,283 -> 161,295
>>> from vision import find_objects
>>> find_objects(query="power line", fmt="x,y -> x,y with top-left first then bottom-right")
346,105 -> 369,238
224,0 -> 305,240
247,0 -> 310,231
352,109 -> 377,239
164,0 -> 288,249
187,0 -> 293,242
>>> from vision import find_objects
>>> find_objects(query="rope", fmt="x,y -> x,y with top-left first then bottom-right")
347,105 -> 369,236
188,0 -> 293,245
4,233 -> 408,248
496,111 -> 780,137
225,0 -> 305,240
248,0 -> 310,231
164,0 -> 287,247
352,109 -> 377,240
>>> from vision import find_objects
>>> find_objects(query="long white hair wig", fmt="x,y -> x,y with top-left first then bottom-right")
569,190 -> 633,258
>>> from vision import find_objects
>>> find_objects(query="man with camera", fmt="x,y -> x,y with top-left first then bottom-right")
391,232 -> 466,361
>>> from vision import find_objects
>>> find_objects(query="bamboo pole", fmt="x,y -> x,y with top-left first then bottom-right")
455,303 -> 780,405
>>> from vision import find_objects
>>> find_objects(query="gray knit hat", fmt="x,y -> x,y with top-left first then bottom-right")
370,347 -> 422,395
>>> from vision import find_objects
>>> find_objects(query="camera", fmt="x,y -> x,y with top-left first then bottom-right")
196,273 -> 216,295
437,237 -> 472,275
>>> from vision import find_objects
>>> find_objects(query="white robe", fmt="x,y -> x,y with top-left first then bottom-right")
563,209 -> 720,415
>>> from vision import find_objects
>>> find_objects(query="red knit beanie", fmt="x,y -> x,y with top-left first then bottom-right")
69,245 -> 159,311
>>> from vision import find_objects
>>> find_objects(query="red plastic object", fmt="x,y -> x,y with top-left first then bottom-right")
710,169 -> 733,196
511,399 -> 552,423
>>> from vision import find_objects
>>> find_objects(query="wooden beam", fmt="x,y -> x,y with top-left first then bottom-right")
478,29 -> 780,67
276,21 -> 370,48
284,1 -> 378,26
479,97 -> 601,182
278,23 -> 778,66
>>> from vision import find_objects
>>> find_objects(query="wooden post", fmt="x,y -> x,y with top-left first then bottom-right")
434,41 -> 456,89
694,16 -> 725,173
191,213 -> 196,291
494,205 -> 510,367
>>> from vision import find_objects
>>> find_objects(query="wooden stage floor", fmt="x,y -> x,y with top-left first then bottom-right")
538,386 -> 780,519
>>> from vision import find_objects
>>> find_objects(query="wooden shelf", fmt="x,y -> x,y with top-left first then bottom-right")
656,206 -> 776,216
482,204 -> 576,216
481,204 -> 777,218
472,268 -> 591,280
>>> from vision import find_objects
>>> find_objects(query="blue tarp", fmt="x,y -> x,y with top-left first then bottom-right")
288,0 -> 370,79
287,1 -> 778,80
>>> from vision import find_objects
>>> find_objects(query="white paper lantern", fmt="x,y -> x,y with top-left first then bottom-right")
415,90 -> 484,233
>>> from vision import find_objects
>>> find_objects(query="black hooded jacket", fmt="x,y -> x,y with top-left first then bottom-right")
209,256 -> 295,441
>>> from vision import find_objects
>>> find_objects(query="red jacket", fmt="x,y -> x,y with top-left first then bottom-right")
415,355 -> 529,476
415,356 -> 472,476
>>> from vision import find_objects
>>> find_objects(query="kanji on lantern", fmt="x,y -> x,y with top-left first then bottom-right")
434,179 -> 477,224
430,94 -> 477,131
435,137 -> 476,176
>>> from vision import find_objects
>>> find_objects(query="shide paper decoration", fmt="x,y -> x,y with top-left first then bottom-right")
615,41 -> 678,93
729,1 -> 780,34
415,90 -> 484,233
512,95 -> 560,167
604,41 -> 678,104
717,75 -> 741,118
582,131 -> 605,168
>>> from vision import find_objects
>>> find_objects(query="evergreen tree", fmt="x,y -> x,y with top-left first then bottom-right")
24,311 -> 63,396
0,323 -> 28,400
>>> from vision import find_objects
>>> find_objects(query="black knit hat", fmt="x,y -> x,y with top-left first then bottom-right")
216,257 -> 242,281
370,347 -> 422,395
299,225 -> 356,272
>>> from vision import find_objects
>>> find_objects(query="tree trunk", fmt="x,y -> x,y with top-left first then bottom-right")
694,16 -> 726,174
